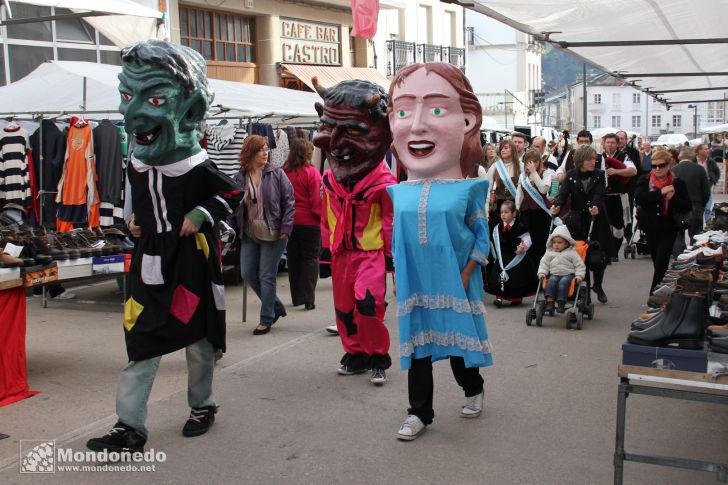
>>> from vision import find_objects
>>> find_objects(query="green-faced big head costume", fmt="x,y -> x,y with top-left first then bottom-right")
119,40 -> 213,165
118,40 -> 243,362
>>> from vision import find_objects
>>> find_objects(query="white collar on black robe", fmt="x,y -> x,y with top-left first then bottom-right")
131,149 -> 208,177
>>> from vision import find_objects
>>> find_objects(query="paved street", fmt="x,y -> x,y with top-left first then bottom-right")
1,249 -> 727,484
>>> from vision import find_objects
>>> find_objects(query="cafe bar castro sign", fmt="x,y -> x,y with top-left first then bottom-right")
281,18 -> 340,66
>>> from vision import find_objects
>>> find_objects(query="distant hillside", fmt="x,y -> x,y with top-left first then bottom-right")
542,44 -> 603,94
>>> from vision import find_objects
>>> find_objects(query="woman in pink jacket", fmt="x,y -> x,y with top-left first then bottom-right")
283,139 -> 323,309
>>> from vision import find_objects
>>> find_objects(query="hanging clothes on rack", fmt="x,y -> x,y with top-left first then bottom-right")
269,127 -> 290,168
55,121 -> 100,231
30,120 -> 66,226
205,122 -> 247,177
0,123 -> 32,211
94,119 -> 125,227
249,122 -> 277,149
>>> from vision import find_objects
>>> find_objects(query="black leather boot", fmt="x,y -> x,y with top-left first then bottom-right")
630,311 -> 664,331
627,293 -> 705,348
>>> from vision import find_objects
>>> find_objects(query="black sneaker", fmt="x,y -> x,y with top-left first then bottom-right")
337,364 -> 366,375
86,422 -> 146,453
556,300 -> 566,313
182,406 -> 217,437
370,368 -> 387,385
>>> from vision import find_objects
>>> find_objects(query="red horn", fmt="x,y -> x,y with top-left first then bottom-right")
366,93 -> 381,108
312,77 -> 326,98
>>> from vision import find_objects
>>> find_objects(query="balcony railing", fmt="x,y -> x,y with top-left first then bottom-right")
386,40 -> 416,77
386,40 -> 466,76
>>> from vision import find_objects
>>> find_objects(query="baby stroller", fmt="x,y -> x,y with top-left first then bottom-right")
623,209 -> 649,259
526,218 -> 596,330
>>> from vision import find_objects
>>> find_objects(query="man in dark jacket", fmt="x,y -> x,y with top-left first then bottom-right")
672,146 -> 710,255
696,143 -> 720,225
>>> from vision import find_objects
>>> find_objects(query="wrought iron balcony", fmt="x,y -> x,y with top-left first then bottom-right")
386,40 -> 466,76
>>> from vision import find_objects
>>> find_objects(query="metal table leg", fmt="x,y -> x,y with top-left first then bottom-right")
613,380 -> 628,485
242,280 -> 247,323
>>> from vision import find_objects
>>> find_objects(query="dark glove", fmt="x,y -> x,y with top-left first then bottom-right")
319,263 -> 331,279
319,247 -> 332,278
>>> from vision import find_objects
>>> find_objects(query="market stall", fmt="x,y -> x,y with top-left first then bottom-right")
0,60 -> 325,406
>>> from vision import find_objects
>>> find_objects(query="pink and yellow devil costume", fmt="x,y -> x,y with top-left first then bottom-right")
313,78 -> 395,379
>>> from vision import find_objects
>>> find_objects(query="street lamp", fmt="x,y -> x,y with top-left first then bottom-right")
688,104 -> 698,138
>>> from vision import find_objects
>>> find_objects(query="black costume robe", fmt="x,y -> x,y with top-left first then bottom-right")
124,150 -> 243,361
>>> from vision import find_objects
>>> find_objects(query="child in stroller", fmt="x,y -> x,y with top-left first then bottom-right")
537,225 -> 586,314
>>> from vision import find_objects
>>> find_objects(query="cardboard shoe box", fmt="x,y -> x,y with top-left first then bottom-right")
707,351 -> 728,376
0,266 -> 22,289
622,342 -> 707,373
22,263 -> 58,287
92,255 -> 126,274
57,257 -> 93,280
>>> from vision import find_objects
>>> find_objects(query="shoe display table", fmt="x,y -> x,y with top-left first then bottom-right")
614,364 -> 728,484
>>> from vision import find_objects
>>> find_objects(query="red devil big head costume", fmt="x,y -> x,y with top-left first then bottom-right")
313,78 -> 396,376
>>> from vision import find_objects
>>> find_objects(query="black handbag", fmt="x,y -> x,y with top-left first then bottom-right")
586,240 -> 607,269
671,209 -> 691,231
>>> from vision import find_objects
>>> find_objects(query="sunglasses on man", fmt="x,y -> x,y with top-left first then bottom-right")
651,162 -> 668,169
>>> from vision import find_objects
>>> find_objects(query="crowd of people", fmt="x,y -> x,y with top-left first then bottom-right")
85,40 -> 725,452
477,128 -> 724,309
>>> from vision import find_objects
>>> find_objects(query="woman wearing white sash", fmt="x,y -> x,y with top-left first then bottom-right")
516,149 -> 554,264
485,139 -> 522,234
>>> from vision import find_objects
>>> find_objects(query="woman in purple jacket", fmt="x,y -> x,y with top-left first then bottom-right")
232,135 -> 295,335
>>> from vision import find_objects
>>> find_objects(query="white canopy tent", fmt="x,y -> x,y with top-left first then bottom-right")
456,0 -> 728,107
1,0 -> 165,46
702,123 -> 728,134
0,61 -> 322,123
655,133 -> 689,147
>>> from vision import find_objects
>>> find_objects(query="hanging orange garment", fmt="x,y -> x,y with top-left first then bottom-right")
58,125 -> 94,205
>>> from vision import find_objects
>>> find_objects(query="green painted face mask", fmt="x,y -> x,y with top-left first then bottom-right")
118,41 -> 211,166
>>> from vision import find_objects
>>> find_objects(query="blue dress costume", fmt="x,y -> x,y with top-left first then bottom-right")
387,179 -> 493,370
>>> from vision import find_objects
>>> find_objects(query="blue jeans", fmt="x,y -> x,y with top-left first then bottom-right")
705,192 -> 713,225
240,235 -> 287,325
116,338 -> 216,437
545,274 -> 574,301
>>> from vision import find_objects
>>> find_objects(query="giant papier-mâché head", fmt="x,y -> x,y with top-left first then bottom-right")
311,78 -> 392,186
118,40 -> 213,165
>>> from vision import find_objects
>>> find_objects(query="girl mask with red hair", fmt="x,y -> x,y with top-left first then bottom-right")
386,63 -> 493,441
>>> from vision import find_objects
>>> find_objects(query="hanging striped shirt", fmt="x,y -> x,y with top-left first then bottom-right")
205,124 -> 247,177
0,126 -> 31,209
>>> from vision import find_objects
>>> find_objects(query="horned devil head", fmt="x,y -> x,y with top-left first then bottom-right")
311,77 -> 392,186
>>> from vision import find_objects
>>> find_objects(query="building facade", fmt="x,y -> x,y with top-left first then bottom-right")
372,0 -> 466,79
168,0 -> 385,89
465,11 -> 544,131
569,74 -> 727,139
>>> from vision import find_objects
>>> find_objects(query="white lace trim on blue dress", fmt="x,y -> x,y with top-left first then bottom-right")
397,293 -> 486,316
417,180 -> 432,245
467,210 -> 488,226
401,330 -> 493,356
470,249 -> 489,265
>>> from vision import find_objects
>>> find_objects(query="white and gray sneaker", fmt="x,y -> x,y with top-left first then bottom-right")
461,392 -> 484,418
370,368 -> 386,385
325,325 -> 339,335
396,414 -> 426,441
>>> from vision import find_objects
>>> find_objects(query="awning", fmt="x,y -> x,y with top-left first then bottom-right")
455,0 -> 728,107
2,0 -> 164,47
282,64 -> 391,92
4,0 -> 163,18
0,61 -> 321,122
